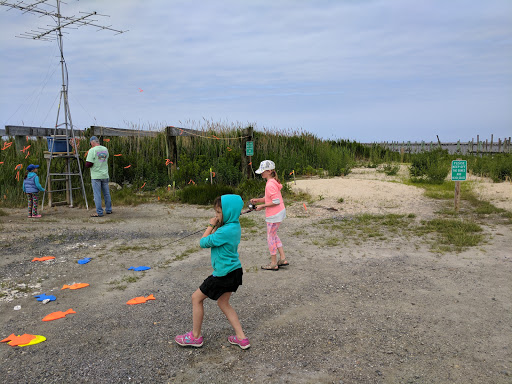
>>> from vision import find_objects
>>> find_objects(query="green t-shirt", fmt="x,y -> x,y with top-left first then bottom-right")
86,145 -> 109,179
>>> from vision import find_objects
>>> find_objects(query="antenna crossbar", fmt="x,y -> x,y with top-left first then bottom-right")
1,1 -> 128,39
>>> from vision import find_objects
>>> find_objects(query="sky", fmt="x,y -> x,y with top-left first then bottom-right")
1,0 -> 511,143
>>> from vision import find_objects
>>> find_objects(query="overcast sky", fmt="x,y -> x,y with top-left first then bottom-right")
1,0 -> 511,142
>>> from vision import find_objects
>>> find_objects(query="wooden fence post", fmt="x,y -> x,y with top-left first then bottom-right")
165,126 -> 177,179
14,135 -> 26,154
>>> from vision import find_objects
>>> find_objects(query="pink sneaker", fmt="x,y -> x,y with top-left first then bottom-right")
32,215 -> 42,218
228,335 -> 250,350
175,331 -> 203,348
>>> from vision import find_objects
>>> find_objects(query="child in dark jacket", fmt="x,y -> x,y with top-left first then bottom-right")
22,164 -> 45,218
175,194 -> 250,349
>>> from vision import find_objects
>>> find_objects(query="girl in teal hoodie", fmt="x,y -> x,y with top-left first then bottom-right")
175,194 -> 250,350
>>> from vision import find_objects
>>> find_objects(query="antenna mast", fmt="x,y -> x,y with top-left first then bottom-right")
1,0 -> 127,209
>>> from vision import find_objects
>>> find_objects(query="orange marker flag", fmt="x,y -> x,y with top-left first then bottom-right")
32,256 -> 56,262
212,135 -> 219,140
104,139 -> 110,142
179,129 -> 184,135
15,171 -> 20,181
25,151 -> 30,159
84,150 -> 89,158
42,309 -> 76,322
303,203 -> 308,211
227,147 -> 232,151
21,145 -> 31,153
212,172 -> 216,177
248,162 -> 252,165
188,179 -> 195,185
114,154 -> 122,157
1,141 -> 13,150
140,182 -> 146,189
165,159 -> 173,166
0,162 -> 4,165
124,165 -> 131,169
15,164 -> 23,170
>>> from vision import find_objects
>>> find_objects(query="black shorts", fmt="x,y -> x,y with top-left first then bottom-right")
199,268 -> 243,301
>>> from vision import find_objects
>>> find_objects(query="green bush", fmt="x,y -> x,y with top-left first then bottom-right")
410,149 -> 450,184
469,154 -> 512,182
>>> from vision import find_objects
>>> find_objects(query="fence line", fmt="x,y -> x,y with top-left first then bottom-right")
4,125 -> 511,155
363,136 -> 511,154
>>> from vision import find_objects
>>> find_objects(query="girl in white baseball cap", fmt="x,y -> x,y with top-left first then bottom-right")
251,160 -> 289,270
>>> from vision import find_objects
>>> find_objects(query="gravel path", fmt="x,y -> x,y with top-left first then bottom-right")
1,197 -> 511,383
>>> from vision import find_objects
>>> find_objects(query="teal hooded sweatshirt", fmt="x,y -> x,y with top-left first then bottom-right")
199,194 -> 243,277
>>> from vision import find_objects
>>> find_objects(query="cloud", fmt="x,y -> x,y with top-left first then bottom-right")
1,0 -> 511,140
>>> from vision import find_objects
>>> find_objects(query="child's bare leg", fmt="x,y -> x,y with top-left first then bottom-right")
277,246 -> 286,262
192,289 -> 207,338
217,292 -> 246,340
270,253 -> 278,266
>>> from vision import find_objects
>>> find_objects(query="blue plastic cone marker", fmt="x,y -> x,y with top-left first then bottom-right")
128,266 -> 151,271
77,258 -> 92,265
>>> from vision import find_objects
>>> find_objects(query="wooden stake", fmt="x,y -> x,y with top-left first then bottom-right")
455,181 -> 461,212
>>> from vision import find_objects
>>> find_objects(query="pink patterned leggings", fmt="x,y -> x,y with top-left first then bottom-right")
266,222 -> 282,255
27,193 -> 39,216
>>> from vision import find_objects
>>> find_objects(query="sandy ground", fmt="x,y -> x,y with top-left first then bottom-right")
1,170 -> 511,383
291,166 -> 512,214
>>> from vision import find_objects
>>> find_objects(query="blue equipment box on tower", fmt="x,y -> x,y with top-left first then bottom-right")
46,136 -> 71,152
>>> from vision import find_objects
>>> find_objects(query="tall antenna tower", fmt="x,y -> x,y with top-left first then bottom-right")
1,0 -> 127,210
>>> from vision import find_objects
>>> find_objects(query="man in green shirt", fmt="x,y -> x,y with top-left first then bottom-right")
85,136 -> 112,217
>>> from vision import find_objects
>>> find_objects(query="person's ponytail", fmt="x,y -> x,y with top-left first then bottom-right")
270,170 -> 281,184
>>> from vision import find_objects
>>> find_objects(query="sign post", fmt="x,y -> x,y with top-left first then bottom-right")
451,159 -> 467,211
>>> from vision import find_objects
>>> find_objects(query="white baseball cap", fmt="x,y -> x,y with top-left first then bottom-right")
255,160 -> 275,174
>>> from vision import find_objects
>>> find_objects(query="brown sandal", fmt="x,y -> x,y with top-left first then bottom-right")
261,264 -> 279,271
277,260 -> 289,267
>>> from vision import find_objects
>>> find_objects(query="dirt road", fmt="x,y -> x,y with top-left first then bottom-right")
1,176 -> 511,383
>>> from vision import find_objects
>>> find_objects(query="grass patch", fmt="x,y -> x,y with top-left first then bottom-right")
416,218 -> 484,252
239,216 -> 257,229
116,245 -> 147,253
174,247 -> 198,261
107,273 -> 144,290
317,213 -> 415,244
0,209 -> 8,216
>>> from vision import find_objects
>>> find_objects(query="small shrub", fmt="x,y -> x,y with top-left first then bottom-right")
178,184 -> 236,205
382,164 -> 400,176
410,149 -> 450,184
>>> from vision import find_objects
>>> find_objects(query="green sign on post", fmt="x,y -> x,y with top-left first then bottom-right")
246,141 -> 254,156
451,160 -> 467,181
